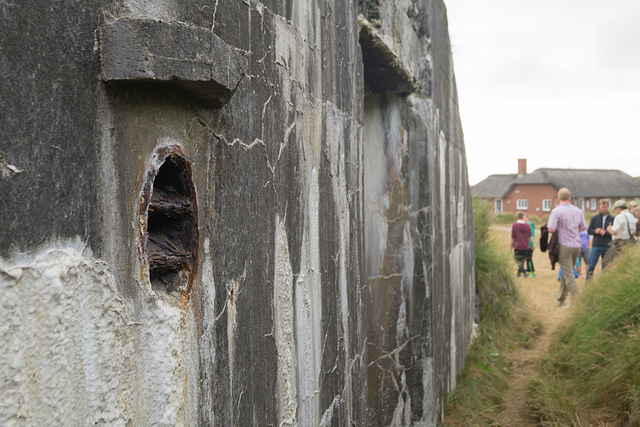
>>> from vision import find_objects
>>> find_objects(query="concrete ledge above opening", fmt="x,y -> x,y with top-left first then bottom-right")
358,19 -> 422,94
98,18 -> 247,107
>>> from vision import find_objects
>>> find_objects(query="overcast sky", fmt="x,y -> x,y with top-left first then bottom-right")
445,0 -> 640,185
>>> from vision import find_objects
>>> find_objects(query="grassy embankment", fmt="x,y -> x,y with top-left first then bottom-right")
443,199 -> 539,425
445,199 -> 640,425
528,243 -> 640,426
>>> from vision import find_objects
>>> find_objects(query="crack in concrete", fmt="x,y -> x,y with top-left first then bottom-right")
196,103 -> 296,215
366,335 -> 420,368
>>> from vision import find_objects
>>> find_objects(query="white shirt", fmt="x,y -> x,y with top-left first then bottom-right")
611,210 -> 637,240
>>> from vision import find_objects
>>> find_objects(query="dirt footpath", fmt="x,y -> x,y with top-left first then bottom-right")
494,227 -> 594,425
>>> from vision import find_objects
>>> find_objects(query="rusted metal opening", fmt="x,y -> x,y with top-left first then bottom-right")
141,146 -> 198,306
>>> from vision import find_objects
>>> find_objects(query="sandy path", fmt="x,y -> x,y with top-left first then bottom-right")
493,227 -> 593,425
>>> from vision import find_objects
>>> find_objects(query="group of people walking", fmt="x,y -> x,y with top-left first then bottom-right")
511,188 -> 639,308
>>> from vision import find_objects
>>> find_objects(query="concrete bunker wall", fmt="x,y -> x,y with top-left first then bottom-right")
360,2 -> 474,424
0,0 -> 474,425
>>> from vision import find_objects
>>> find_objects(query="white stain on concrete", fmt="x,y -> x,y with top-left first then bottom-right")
0,158 -> 23,178
274,13 -> 327,423
448,242 -> 464,385
389,369 -> 412,426
199,237 -> 217,425
0,247 -> 197,426
325,104 -> 356,425
421,357 -> 435,427
225,264 -> 246,425
274,216 -> 298,427
0,249 -> 134,426
124,0 -> 178,21
363,94 -> 389,279
402,220 -> 415,302
319,394 -> 341,427
296,166 -> 322,427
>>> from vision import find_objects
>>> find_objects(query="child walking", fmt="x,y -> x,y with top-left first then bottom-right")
512,211 -> 532,277
524,214 -> 536,278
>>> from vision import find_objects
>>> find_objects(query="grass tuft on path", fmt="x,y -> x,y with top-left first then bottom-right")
528,243 -> 640,426
443,199 -> 539,426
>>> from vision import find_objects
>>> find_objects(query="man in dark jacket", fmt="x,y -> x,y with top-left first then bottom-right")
586,199 -> 614,281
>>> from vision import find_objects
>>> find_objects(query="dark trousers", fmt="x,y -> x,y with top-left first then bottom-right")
586,245 -> 609,280
514,249 -> 528,276
525,248 -> 534,273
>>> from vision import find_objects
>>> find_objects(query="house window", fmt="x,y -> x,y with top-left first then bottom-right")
578,197 -> 585,211
495,199 -> 503,214
516,199 -> 528,210
543,199 -> 552,211
590,198 -> 597,210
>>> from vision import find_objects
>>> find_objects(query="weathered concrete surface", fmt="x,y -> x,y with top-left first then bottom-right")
0,246 -> 200,426
361,1 -> 474,425
0,0 -> 473,426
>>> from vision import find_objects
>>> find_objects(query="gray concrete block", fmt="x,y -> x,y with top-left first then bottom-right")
98,18 -> 247,107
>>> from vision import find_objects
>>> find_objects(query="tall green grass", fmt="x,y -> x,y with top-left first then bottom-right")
444,199 -> 537,425
528,244 -> 640,426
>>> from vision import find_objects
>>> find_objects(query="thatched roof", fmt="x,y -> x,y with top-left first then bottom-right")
472,174 -> 517,199
473,168 -> 640,199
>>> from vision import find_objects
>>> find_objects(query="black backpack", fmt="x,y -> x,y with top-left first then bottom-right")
539,224 -> 549,252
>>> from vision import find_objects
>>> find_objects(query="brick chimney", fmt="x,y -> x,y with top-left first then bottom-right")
518,158 -> 527,175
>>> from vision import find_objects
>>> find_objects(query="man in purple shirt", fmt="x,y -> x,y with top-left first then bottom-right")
548,187 -> 587,307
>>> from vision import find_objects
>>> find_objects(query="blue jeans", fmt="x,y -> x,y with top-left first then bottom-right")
586,245 -> 609,279
579,247 -> 590,268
